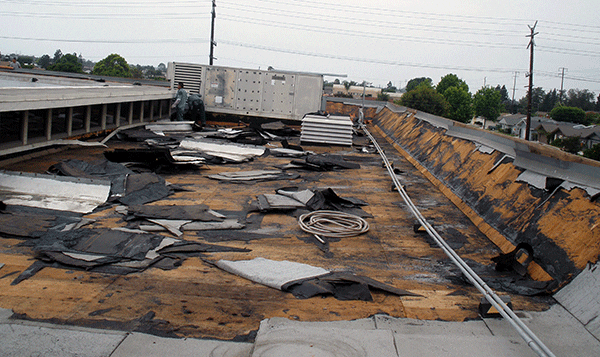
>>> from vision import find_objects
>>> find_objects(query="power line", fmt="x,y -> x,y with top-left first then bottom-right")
0,35 -> 208,44
219,39 -> 521,74
219,15 -> 524,50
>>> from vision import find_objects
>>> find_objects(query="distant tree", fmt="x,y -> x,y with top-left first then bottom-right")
397,84 -> 449,116
130,66 -> 143,79
48,53 -> 84,73
540,89 -> 560,112
435,74 -> 472,123
549,106 -> 586,124
596,93 -> 600,111
383,81 -> 397,93
583,143 -> 600,161
342,80 -> 356,91
377,91 -> 390,101
586,112 -> 600,125
406,77 -> 433,92
565,89 -> 596,111
92,54 -> 132,78
444,86 -> 473,123
437,74 -> 468,95
157,63 -> 167,72
495,85 -> 510,111
473,87 -> 502,128
38,54 -> 51,69
53,49 -> 63,65
551,136 -> 582,154
517,87 -> 545,114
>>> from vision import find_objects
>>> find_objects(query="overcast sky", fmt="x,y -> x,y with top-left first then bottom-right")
2,0 -> 600,98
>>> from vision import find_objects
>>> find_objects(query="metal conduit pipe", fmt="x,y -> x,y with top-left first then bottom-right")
360,123 -> 556,357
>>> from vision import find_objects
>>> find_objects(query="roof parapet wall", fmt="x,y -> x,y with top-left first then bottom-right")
327,100 -> 600,287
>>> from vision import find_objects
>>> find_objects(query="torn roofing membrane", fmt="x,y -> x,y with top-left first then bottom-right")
0,170 -> 110,214
179,138 -> 266,163
215,257 -> 420,301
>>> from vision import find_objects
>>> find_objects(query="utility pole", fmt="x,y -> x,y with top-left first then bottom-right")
525,21 -> 538,141
559,67 -> 567,104
209,0 -> 216,65
512,71 -> 519,114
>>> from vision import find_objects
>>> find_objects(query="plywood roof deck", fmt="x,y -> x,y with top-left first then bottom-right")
0,126 -> 552,340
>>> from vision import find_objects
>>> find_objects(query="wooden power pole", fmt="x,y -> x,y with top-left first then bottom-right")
525,21 -> 538,141
209,0 -> 216,65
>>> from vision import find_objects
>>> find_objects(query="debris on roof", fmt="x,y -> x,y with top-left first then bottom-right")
208,170 -> 300,183
11,227 -> 251,285
0,170 -> 111,214
213,257 -> 420,301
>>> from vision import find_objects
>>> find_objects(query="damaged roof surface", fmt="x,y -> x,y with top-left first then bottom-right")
0,121 -> 554,341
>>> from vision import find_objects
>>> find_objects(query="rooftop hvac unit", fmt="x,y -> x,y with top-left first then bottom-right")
301,115 -> 353,146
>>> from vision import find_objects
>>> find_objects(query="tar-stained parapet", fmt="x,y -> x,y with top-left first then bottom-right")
331,100 -> 600,289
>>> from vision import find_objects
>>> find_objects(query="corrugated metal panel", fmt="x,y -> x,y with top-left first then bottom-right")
301,115 -> 353,146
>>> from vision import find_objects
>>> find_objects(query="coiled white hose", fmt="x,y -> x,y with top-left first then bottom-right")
298,210 -> 369,238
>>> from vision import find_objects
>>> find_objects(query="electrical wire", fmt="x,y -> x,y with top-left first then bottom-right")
298,210 -> 369,238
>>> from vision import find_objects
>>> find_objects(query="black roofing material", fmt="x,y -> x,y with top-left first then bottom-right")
124,204 -> 224,222
0,204 -> 84,239
446,258 -> 557,296
115,128 -> 177,143
282,272 -> 421,301
306,188 -> 371,218
492,242 -> 534,277
11,228 -> 251,284
104,148 -> 177,169
288,154 -> 361,171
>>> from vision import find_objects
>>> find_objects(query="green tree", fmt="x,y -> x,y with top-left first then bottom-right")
473,87 -> 502,128
583,143 -> 600,161
586,112 -> 600,125
377,92 -> 390,101
551,136 -> 582,154
565,89 -> 596,111
92,54 -> 132,78
549,106 -> 586,124
48,53 -> 84,73
342,80 -> 357,91
383,81 -> 397,93
444,86 -> 473,123
435,74 -> 472,123
540,89 -> 559,112
517,87 -> 545,114
405,77 -> 432,92
130,65 -> 143,79
38,54 -> 51,69
437,74 -> 468,95
397,84 -> 449,116
53,49 -> 63,65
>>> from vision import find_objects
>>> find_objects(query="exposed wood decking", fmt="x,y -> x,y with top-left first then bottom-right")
0,126 -> 552,340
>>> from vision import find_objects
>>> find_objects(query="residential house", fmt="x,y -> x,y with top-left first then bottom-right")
497,114 -> 526,134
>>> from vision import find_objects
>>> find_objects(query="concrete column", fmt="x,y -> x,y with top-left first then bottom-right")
85,105 -> 91,133
139,101 -> 144,123
159,100 -> 163,119
150,101 -> 155,122
46,108 -> 52,141
115,103 -> 122,127
101,104 -> 107,130
67,107 -> 73,136
21,110 -> 29,145
128,102 -> 134,124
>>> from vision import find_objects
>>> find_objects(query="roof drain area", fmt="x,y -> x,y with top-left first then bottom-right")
360,122 -> 557,357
